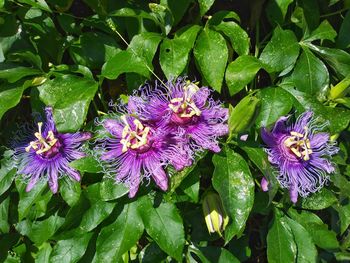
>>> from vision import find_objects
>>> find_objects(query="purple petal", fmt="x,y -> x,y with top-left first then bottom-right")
261,128 -> 276,146
151,166 -> 168,191
44,106 -> 57,133
261,177 -> 269,192
310,133 -> 329,149
26,172 -> 41,192
103,119 -> 123,137
289,183 -> 298,203
272,116 -> 289,134
48,166 -> 58,193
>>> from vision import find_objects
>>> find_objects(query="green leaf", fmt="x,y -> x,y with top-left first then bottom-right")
138,195 -> 185,261
194,27 -> 228,92
256,87 -> 293,128
0,196 -> 10,233
0,150 -> 16,195
335,202 -> 350,234
267,214 -> 297,263
179,169 -> 200,203
285,217 -> 317,263
99,179 -> 129,201
16,215 -> 64,246
259,27 -> 299,73
0,63 -> 42,83
212,147 -> 255,242
304,20 -> 337,42
69,156 -> 102,174
160,25 -> 201,79
50,232 -> 93,263
69,32 -> 120,69
79,200 -> 115,232
306,43 -> 350,78
128,32 -> 163,68
338,10 -> 350,49
301,188 -> 337,210
266,0 -> 294,25
94,201 -> 144,262
101,50 -> 150,80
60,178 -> 81,207
138,242 -> 167,263
291,47 -> 329,98
16,179 -> 47,220
288,208 -> 339,249
281,86 -> 350,133
225,55 -> 261,95
35,242 -> 52,263
198,0 -> 215,16
38,75 -> 98,132
214,21 -> 249,56
0,82 -> 23,120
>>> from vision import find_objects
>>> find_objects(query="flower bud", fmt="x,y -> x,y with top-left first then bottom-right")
202,191 -> 229,236
261,177 -> 269,192
228,94 -> 260,135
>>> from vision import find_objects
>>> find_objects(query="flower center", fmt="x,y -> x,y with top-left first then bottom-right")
168,83 -> 202,120
25,122 -> 60,158
283,126 -> 313,161
120,116 -> 151,153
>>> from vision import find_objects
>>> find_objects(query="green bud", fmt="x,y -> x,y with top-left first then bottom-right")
202,191 -> 229,236
329,76 -> 350,100
228,94 -> 260,135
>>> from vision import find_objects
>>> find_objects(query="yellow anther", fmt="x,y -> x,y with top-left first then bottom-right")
170,98 -> 183,103
290,147 -> 302,157
284,129 -> 313,160
290,131 -> 304,137
120,120 -> 150,152
26,122 -> 58,155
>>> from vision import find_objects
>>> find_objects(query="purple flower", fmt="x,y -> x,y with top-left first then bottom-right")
14,107 -> 91,193
131,78 -> 229,153
261,111 -> 338,203
95,111 -> 192,198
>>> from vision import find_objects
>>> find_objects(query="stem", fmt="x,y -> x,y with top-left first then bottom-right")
320,8 -> 349,18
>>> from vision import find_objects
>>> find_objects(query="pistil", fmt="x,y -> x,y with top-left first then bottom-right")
284,126 -> 313,161
25,122 -> 58,155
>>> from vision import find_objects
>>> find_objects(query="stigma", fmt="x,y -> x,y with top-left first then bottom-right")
120,116 -> 151,153
284,126 -> 313,161
168,82 -> 202,118
25,122 -> 58,155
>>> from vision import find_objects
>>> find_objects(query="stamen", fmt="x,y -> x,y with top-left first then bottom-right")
284,129 -> 313,161
120,119 -> 151,153
25,122 -> 58,155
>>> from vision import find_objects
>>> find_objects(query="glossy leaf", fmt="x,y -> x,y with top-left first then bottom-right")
301,188 -> 337,210
225,55 -> 261,95
138,195 -> 185,261
285,217 -> 317,263
38,75 -> 98,132
194,27 -> 228,92
69,156 -> 102,174
306,43 -> 350,78
50,232 -> 93,263
214,21 -> 250,56
267,214 -> 297,263
160,25 -> 201,79
16,179 -> 48,220
288,208 -> 339,249
0,82 -> 24,120
291,47 -> 329,98
305,20 -> 337,42
60,178 -> 81,207
198,0 -> 215,16
260,27 -> 299,73
212,147 -> 255,242
256,86 -> 293,128
94,201 -> 144,262
79,200 -> 115,232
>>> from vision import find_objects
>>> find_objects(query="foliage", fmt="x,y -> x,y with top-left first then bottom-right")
1,0 -> 350,262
